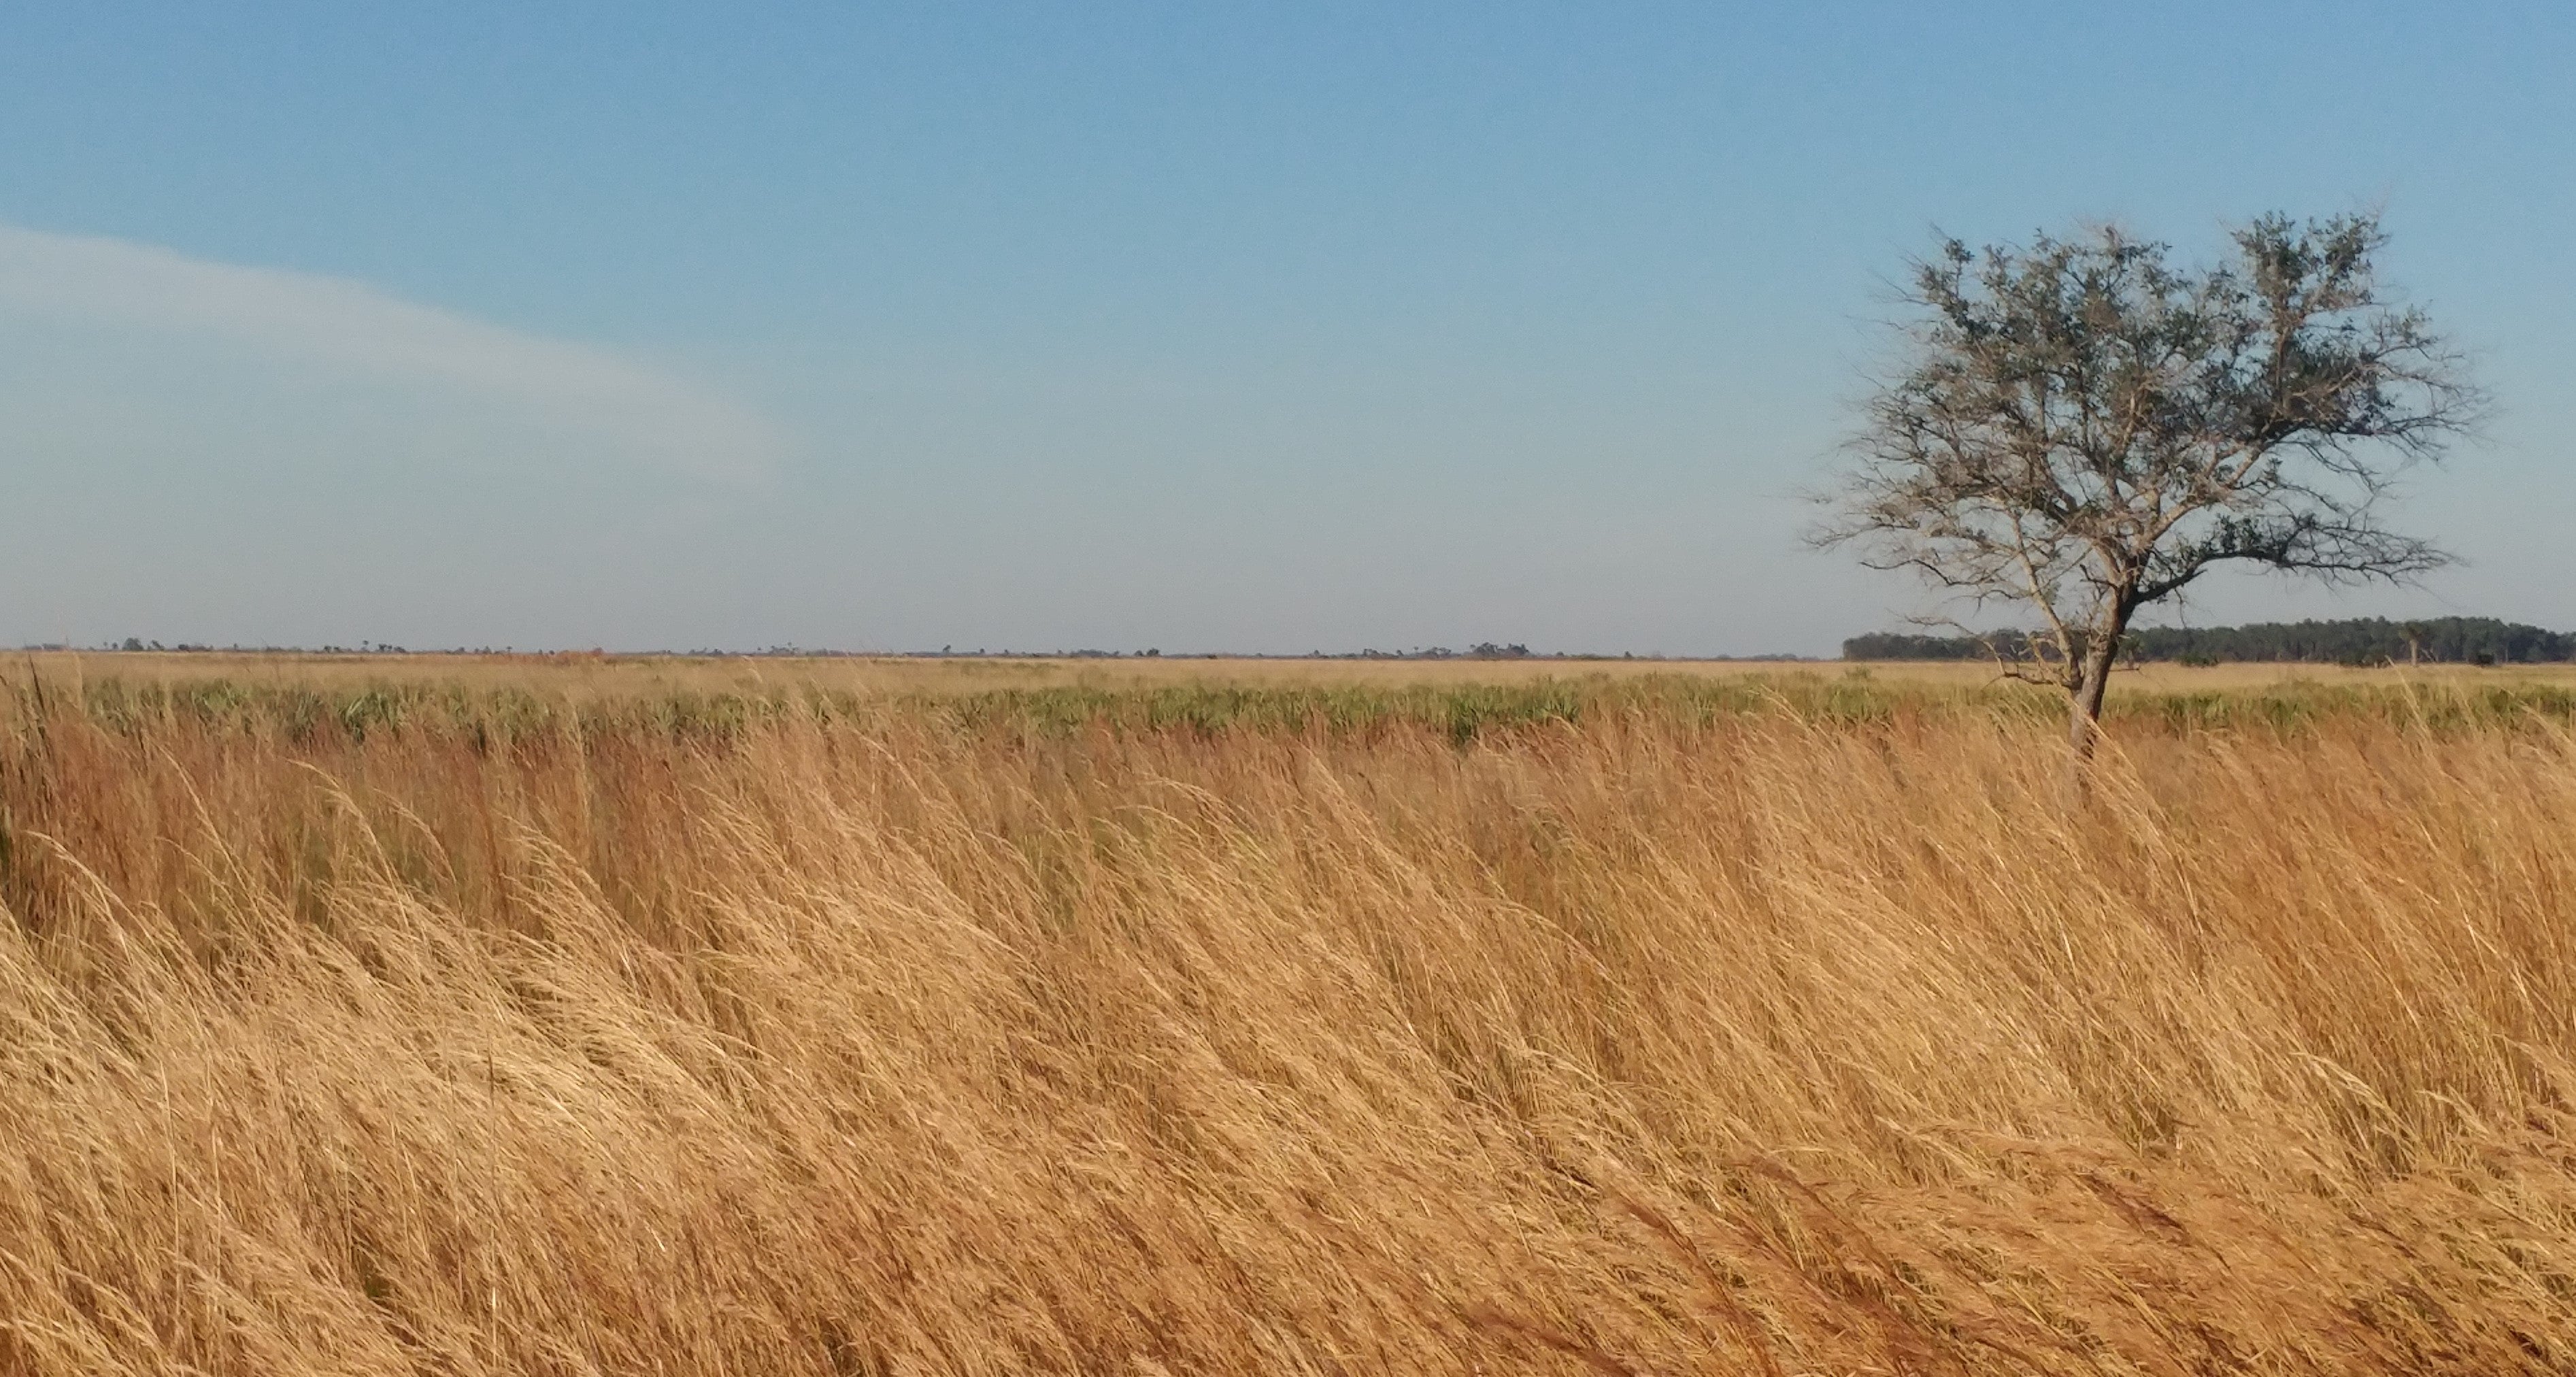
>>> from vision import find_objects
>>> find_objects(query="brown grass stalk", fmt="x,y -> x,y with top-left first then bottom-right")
1,674 -> 2572,1374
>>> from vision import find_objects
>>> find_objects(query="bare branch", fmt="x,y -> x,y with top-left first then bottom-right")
1817,212 -> 2477,740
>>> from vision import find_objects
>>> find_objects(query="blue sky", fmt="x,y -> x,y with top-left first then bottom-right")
3,2 -> 2569,654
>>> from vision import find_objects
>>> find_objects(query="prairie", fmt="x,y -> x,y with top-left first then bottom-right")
2,658 -> 2573,1374
34,647 -> 2576,697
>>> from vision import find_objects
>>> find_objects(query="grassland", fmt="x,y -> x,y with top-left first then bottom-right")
3,655 -> 2574,1374
39,646 -> 2576,697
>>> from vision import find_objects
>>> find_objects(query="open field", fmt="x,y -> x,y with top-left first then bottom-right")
29,648 -> 2576,698
4,657 -> 2575,1374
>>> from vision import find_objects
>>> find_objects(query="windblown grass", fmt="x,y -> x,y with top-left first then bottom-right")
2,669 -> 2573,1374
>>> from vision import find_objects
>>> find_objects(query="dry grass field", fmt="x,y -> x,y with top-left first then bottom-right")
36,647 -> 2576,698
3,654 -> 2575,1374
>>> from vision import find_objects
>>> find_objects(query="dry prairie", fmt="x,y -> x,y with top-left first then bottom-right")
27,646 -> 2576,699
1,661 -> 2573,1374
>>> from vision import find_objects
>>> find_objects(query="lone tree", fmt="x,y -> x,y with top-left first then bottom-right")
1822,212 -> 2477,757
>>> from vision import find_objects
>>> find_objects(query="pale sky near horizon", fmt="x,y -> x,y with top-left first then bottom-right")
4,3 -> 2570,655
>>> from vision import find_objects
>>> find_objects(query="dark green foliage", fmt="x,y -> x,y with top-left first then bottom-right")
1846,617 -> 2575,665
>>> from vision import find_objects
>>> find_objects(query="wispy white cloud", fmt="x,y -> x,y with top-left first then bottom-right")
0,222 -> 788,481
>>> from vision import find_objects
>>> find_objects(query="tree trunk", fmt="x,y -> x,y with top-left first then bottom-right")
2064,624 -> 2124,764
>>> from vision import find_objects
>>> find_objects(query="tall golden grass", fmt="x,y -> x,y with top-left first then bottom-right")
3,670 -> 2573,1374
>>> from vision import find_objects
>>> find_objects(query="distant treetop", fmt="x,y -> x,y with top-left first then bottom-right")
1844,617 -> 2573,666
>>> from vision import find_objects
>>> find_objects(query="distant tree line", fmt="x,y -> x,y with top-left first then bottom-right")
1845,617 -> 2575,667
